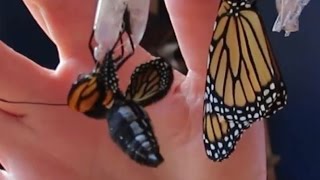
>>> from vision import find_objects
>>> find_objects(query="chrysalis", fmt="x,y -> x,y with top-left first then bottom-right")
272,0 -> 310,37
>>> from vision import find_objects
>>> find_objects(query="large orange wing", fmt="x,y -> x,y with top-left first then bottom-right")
203,0 -> 287,161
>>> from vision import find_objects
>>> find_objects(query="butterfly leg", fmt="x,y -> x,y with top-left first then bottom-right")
114,30 -> 135,70
88,30 -> 97,63
89,28 -> 125,65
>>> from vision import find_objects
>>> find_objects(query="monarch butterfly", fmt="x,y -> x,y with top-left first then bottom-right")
67,23 -> 174,167
203,0 -> 288,161
0,46 -> 173,168
0,1 -> 173,167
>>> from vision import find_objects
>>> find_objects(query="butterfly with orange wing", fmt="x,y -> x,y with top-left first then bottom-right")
67,3 -> 173,167
203,0 -> 288,161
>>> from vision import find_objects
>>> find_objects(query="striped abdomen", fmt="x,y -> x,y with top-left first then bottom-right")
106,99 -> 163,167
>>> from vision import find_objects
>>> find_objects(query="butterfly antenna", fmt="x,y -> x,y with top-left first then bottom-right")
115,35 -> 135,70
0,98 -> 67,106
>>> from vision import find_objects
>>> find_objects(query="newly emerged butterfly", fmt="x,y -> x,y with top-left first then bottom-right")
67,1 -> 173,166
0,0 -> 173,168
203,0 -> 288,161
68,52 -> 173,167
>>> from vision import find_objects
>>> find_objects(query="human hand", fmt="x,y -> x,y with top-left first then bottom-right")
0,0 -> 266,180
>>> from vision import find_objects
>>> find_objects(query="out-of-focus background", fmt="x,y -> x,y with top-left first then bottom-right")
0,1 -> 319,180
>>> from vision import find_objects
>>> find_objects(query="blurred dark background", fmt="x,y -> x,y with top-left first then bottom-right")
0,0 -> 319,179
0,0 -> 58,69
258,1 -> 320,180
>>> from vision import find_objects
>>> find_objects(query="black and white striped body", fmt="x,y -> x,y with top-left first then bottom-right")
68,53 -> 167,167
106,97 -> 163,167
101,54 -> 163,167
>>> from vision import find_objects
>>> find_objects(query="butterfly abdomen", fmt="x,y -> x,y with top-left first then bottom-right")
106,99 -> 163,167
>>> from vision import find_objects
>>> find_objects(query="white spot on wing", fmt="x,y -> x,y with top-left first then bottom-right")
207,150 -> 212,157
270,83 -> 275,90
210,144 -> 215,150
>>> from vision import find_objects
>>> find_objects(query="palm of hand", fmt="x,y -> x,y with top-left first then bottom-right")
0,0 -> 265,180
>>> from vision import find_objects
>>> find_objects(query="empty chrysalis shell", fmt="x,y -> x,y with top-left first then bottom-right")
93,0 -> 128,61
92,0 -> 150,62
272,0 -> 310,37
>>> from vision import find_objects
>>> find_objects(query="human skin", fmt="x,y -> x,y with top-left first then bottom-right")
0,0 -> 266,180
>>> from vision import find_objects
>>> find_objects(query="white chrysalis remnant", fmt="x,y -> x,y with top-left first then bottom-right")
93,0 -> 127,61
272,0 -> 310,37
92,0 -> 150,61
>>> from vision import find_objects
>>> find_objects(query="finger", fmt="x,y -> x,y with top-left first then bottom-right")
0,42 -> 58,104
23,0 -> 95,63
164,0 -> 218,77
21,1 -> 49,39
